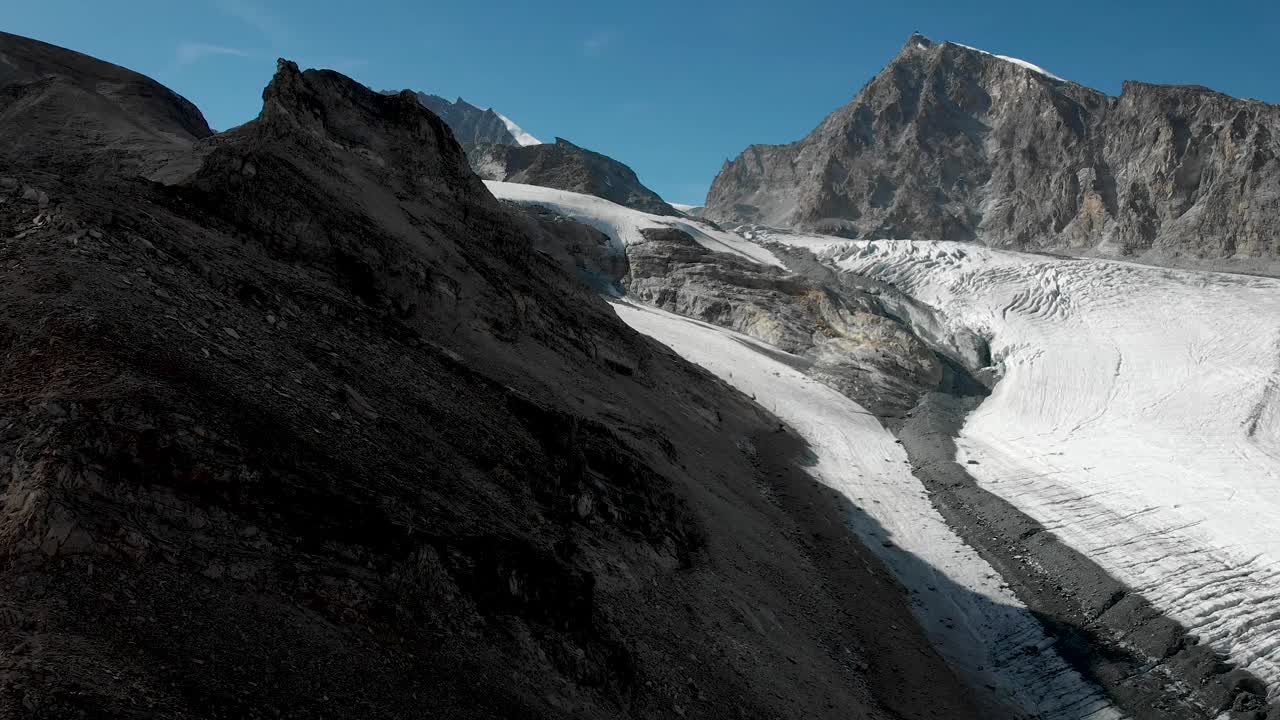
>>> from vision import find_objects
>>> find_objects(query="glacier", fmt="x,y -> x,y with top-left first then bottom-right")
612,300 -> 1123,720
826,240 -> 1280,699
489,180 -> 1280,712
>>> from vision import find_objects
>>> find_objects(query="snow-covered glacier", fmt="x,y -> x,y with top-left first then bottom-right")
490,180 -> 1280,713
612,300 -> 1122,720
826,240 -> 1280,698
489,181 -> 1124,717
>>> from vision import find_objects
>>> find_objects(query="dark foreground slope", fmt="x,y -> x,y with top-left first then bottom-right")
707,34 -> 1280,272
0,37 -> 978,720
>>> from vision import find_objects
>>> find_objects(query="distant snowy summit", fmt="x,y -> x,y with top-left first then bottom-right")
706,32 -> 1280,273
387,89 -> 674,215
386,91 -> 541,147
495,111 -> 541,147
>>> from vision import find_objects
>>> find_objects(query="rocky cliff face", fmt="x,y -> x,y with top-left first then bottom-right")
398,91 -> 529,146
469,138 -> 680,216
706,34 -> 1280,271
623,228 -> 945,416
0,34 -> 980,720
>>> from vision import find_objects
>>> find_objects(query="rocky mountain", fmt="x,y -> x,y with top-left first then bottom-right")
401,91 -> 541,147
0,30 -> 213,183
470,138 -> 680,215
705,33 -> 1280,272
0,32 -> 981,720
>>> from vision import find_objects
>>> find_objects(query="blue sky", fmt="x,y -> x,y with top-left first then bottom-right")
7,0 -> 1278,204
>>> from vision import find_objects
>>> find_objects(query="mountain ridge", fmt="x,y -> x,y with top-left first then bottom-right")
0,31 -> 981,720
704,33 -> 1280,272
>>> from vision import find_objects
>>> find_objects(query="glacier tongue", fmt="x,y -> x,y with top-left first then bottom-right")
829,240 -> 1280,700
612,299 -> 1124,720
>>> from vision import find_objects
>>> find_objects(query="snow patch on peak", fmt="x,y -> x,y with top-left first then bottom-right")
495,112 -> 541,146
947,41 -> 1066,82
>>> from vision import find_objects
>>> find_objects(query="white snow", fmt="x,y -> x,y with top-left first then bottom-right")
612,299 -> 1123,720
668,202 -> 701,212
828,240 -> 1280,699
486,180 -> 783,267
947,41 -> 1067,82
494,111 -> 542,146
739,226 -> 858,252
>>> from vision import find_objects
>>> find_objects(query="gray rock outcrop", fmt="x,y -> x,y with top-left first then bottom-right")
470,138 -> 680,216
706,34 -> 1280,271
399,91 -> 524,146
623,227 -> 943,416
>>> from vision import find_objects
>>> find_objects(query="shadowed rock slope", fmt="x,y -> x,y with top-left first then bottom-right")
706,33 -> 1280,271
470,138 -> 680,216
0,34 -> 979,720
0,31 -> 212,183
397,92 -> 525,146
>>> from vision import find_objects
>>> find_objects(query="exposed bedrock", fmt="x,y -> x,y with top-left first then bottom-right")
705,34 -> 1280,274
624,227 -> 943,417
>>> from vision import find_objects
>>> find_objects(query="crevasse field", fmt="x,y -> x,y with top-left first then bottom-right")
827,240 -> 1280,697
489,181 -> 1280,712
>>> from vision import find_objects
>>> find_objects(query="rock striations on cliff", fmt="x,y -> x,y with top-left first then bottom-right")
0,33 -> 980,720
705,34 -> 1280,270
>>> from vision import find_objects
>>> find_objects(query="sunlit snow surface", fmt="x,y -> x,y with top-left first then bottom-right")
947,41 -> 1067,82
486,180 -> 1280,709
494,111 -> 541,146
826,240 -> 1280,698
486,181 -> 783,267
613,300 -> 1122,719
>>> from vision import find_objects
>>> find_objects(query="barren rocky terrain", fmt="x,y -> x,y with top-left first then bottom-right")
706,33 -> 1280,274
0,31 -> 981,720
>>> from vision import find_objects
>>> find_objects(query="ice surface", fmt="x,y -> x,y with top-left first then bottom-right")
612,299 -> 1123,719
486,180 -> 783,267
829,240 -> 1280,698
494,111 -> 541,146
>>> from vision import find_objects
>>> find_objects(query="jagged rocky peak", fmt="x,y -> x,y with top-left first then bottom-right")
209,59 -> 484,199
388,90 -> 541,147
705,33 -> 1280,272
0,31 -> 988,720
904,31 -> 934,50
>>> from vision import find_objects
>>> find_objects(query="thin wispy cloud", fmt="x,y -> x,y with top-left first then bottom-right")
583,31 -> 614,57
175,42 -> 255,66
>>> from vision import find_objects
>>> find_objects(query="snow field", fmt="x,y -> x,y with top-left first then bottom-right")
829,240 -> 1280,698
612,300 -> 1123,720
485,181 -> 783,267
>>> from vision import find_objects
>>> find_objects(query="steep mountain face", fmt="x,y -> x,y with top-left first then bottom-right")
705,34 -> 1280,270
0,34 -> 980,720
0,31 -> 212,182
470,138 -> 680,216
404,91 -> 541,147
